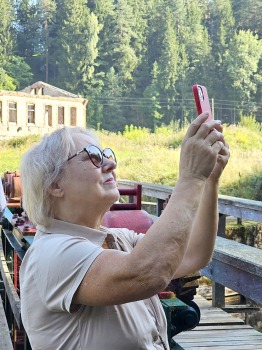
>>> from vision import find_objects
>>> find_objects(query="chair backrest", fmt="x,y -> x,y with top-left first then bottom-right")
110,184 -> 142,211
102,209 -> 154,233
102,184 -> 154,233
10,174 -> 21,200
3,171 -> 21,204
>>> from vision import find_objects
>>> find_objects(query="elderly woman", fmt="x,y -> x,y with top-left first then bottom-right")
19,113 -> 229,350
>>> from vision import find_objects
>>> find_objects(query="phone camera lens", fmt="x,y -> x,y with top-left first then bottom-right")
197,87 -> 204,102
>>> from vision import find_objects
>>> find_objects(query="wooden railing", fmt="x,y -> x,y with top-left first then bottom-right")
118,180 -> 262,308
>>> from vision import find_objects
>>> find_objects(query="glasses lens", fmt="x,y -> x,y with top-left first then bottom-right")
103,148 -> 116,163
87,145 -> 103,167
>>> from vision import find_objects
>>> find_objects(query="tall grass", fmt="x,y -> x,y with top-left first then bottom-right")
1,116 -> 261,200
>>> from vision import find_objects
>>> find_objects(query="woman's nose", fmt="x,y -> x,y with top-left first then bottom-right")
101,157 -> 117,171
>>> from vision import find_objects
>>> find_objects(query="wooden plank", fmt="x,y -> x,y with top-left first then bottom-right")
0,294 -> 13,350
173,345 -> 262,350
193,295 -> 244,326
222,305 -> 260,313
202,259 -> 262,305
211,237 -> 262,276
174,347 -> 262,350
188,325 -> 255,330
173,325 -> 262,349
173,297 -> 262,350
218,195 -> 262,222
117,180 -> 262,222
0,233 -> 21,328
201,236 -> 262,305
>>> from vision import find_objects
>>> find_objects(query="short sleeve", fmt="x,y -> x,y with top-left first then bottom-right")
119,228 -> 145,247
31,234 -> 104,313
103,227 -> 145,252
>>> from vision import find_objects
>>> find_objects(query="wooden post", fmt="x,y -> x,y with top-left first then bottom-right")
157,199 -> 165,217
212,214 -> 226,307
212,281 -> 225,308
217,214 -> 226,237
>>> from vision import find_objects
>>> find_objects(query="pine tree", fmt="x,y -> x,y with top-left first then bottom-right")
232,0 -> 262,36
0,0 -> 15,89
38,0 -> 56,83
109,0 -> 139,93
225,30 -> 262,103
205,0 -> 235,99
143,62 -> 163,129
100,67 -> 126,131
51,0 -> 100,93
87,0 -> 116,76
16,0 -> 41,58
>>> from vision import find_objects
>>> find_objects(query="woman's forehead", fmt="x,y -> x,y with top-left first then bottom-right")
72,133 -> 101,149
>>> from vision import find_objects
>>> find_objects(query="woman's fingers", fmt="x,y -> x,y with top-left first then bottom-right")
184,113 -> 223,142
183,113 -> 210,139
205,129 -> 225,146
211,140 -> 225,154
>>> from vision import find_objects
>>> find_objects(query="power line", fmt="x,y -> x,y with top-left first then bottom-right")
90,96 -> 262,108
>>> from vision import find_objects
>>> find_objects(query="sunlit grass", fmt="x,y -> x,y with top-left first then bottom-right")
1,119 -> 262,200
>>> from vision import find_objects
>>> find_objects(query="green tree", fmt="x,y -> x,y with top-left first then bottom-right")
0,0 -> 14,61
143,61 -> 163,129
232,0 -> 262,36
225,30 -> 262,104
15,0 -> 41,58
206,0 -> 235,98
98,67 -> 126,131
127,0 -> 149,95
110,0 -> 139,93
51,0 -> 100,93
5,56 -> 33,89
182,0 -> 212,85
87,0 -> 115,75
0,68 -> 16,90
150,1 -> 187,124
15,0 -> 46,82
0,0 -> 15,88
38,0 -> 57,83
175,0 -> 212,119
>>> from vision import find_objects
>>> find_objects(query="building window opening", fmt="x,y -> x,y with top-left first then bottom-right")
58,106 -> 64,124
45,105 -> 52,126
9,102 -> 17,123
70,107 -> 77,126
28,104 -> 35,123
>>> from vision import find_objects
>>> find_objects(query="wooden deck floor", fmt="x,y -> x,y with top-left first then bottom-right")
173,295 -> 262,350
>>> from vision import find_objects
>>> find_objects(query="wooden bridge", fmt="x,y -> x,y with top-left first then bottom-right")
118,180 -> 262,350
1,180 -> 262,349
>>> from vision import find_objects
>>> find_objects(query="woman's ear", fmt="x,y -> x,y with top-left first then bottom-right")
47,182 -> 64,198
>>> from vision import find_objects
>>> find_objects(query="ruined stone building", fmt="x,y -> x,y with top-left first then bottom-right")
0,82 -> 88,138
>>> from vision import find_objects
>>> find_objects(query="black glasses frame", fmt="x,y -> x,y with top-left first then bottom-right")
68,145 -> 116,168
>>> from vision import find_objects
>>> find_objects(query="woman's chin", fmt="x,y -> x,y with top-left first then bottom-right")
105,188 -> 120,206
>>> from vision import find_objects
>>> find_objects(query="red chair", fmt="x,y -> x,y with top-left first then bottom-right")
101,184 -> 154,233
3,171 -> 22,207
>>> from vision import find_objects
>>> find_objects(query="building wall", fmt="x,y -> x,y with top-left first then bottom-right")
0,90 -> 88,138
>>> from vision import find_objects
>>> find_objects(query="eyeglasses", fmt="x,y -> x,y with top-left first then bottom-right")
68,145 -> 117,168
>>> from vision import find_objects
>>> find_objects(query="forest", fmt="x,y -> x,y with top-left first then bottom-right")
1,0 -> 262,132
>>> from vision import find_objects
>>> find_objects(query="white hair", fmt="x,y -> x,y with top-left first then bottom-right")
20,126 -> 98,225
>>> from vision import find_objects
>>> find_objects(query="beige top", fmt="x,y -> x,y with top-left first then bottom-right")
19,219 -> 169,350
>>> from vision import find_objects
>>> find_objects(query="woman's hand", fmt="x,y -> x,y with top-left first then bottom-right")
179,113 -> 225,182
209,141 -> 230,182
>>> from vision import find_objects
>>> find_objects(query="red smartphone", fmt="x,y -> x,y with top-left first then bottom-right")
192,84 -> 213,121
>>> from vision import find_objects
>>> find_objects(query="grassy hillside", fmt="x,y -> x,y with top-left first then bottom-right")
1,117 -> 261,200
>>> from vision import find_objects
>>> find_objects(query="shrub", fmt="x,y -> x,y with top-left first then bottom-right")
238,115 -> 261,132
